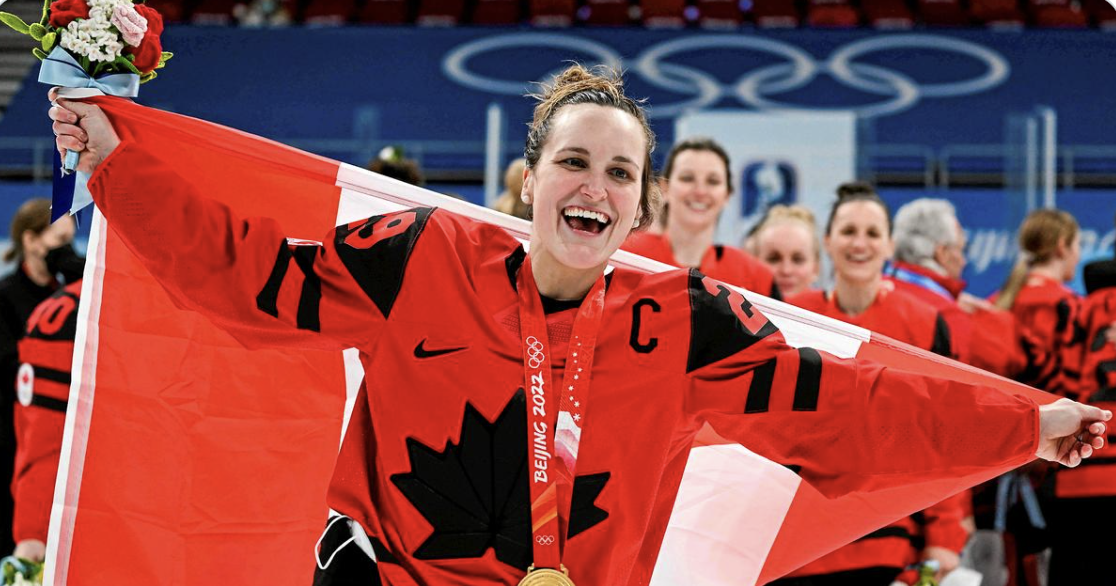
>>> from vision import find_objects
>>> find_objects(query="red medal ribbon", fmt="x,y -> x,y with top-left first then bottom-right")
517,255 -> 607,571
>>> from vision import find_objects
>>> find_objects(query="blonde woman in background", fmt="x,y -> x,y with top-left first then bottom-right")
751,204 -> 820,298
992,208 -> 1083,586
493,158 -> 528,220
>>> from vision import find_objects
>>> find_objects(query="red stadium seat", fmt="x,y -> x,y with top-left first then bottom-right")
752,0 -> 800,26
471,0 -> 521,23
530,0 -> 576,25
191,0 -> 237,24
1087,0 -> 1116,27
1031,2 -> 1088,25
918,0 -> 970,25
145,0 -> 188,23
303,0 -> 355,24
697,0 -> 743,26
862,0 -> 914,26
356,0 -> 410,23
969,0 -> 1024,25
640,0 -> 686,26
417,0 -> 465,24
807,0 -> 861,26
584,0 -> 633,25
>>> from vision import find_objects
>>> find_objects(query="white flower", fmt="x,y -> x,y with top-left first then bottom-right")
58,0 -> 139,62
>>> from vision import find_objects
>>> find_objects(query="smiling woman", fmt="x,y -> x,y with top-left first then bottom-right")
47,64 -> 1110,586
783,182 -> 963,586
622,137 -> 780,300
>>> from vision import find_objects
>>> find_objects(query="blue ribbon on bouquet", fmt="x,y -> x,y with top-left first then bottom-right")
40,46 -> 140,222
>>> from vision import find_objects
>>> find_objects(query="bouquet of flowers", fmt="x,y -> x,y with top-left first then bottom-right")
0,557 -> 41,586
0,0 -> 171,83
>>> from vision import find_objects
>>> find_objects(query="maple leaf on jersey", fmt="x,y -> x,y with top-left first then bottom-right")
391,389 -> 610,571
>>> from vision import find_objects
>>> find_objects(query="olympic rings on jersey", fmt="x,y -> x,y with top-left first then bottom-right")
535,535 -> 556,545
441,33 -> 1010,118
526,336 -> 546,369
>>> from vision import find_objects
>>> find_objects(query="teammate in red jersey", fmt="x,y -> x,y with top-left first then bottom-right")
781,184 -> 961,586
50,67 -> 1108,586
1045,234 -> 1116,583
11,280 -> 82,563
622,137 -> 779,298
989,209 -> 1083,586
750,204 -> 820,298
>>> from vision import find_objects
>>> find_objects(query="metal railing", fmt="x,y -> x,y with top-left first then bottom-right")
5,137 -> 1116,188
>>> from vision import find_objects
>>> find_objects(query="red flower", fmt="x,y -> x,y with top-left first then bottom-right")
48,0 -> 90,28
124,4 -> 164,73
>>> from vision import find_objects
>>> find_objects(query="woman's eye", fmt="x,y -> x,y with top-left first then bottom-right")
563,158 -> 586,168
611,168 -> 631,180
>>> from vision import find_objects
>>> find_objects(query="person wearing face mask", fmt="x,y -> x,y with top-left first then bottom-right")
780,184 -> 963,586
47,66 -> 1110,586
750,205 -> 821,298
0,198 -> 78,557
11,278 -> 83,564
623,138 -> 780,299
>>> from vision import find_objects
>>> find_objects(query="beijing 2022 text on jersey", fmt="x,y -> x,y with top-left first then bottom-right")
87,143 -> 1041,586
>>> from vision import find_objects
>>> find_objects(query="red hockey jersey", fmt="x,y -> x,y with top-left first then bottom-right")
1002,274 -> 1082,400
622,231 -> 779,299
887,261 -> 1049,381
1058,281 -> 1116,499
13,280 -> 81,543
88,143 -> 1040,586
787,285 -> 966,578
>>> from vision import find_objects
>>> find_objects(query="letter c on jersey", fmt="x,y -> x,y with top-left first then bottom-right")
630,298 -> 660,354
344,211 -> 418,250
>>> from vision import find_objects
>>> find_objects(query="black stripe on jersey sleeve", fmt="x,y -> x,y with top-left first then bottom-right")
292,246 -> 322,332
31,394 -> 67,413
257,241 -> 293,318
744,359 -> 777,414
931,313 -> 952,358
792,347 -> 822,412
33,365 -> 71,385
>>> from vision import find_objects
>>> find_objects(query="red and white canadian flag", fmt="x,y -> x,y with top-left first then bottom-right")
47,97 -> 1052,586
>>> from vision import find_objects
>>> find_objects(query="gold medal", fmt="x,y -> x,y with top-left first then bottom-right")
517,565 -> 575,586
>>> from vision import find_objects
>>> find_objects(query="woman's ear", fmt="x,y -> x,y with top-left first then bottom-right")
521,167 -> 533,205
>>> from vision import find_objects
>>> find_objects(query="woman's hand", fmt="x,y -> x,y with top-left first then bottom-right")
1036,398 -> 1111,467
48,88 -> 121,174
13,538 -> 45,562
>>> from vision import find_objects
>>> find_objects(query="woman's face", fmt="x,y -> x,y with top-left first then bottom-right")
824,200 -> 893,286
756,222 -> 819,297
663,149 -> 730,232
22,216 -> 75,262
523,104 -> 645,275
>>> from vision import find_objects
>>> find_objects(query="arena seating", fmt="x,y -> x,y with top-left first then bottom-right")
50,0 -> 1116,28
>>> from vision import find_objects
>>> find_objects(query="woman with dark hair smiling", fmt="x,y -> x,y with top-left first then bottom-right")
48,68 -> 1108,586
624,137 -> 779,299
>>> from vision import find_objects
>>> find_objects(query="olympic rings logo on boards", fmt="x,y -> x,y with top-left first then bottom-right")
441,33 -> 1010,118
526,336 -> 546,369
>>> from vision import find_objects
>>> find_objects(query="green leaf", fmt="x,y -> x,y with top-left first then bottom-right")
160,51 -> 173,62
40,31 -> 55,52
28,22 -> 46,40
140,70 -> 157,83
112,54 -> 141,75
32,47 -> 48,60
0,11 -> 31,34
